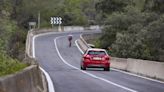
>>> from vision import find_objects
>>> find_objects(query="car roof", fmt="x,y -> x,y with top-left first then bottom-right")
87,48 -> 106,52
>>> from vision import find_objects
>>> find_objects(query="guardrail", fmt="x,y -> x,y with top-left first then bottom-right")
77,33 -> 164,81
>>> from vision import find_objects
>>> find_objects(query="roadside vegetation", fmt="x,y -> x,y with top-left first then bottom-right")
95,0 -> 164,62
0,53 -> 27,76
0,1 -> 28,76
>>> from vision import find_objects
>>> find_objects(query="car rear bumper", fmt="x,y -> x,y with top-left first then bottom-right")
83,62 -> 110,68
87,64 -> 106,68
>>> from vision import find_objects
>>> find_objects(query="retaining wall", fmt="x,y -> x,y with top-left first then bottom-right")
77,33 -> 164,81
0,65 -> 46,92
110,57 -> 127,70
63,25 -> 100,32
64,26 -> 84,32
127,58 -> 164,80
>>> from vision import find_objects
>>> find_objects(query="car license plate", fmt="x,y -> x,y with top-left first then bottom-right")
93,57 -> 102,60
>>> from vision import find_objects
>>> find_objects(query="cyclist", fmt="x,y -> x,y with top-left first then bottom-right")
68,34 -> 73,47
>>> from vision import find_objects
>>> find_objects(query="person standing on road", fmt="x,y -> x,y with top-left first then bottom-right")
68,34 -> 73,47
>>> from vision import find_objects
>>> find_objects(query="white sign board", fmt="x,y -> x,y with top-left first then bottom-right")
29,22 -> 36,26
51,17 -> 62,24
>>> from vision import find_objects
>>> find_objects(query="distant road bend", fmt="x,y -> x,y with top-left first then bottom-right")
34,31 -> 164,92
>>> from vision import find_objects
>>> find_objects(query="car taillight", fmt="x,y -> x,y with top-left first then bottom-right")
103,56 -> 110,61
83,55 -> 90,60
106,57 -> 110,60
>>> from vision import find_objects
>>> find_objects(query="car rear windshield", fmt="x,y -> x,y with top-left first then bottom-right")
87,50 -> 106,55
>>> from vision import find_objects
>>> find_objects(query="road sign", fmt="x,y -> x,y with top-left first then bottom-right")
51,17 -> 62,24
29,22 -> 36,30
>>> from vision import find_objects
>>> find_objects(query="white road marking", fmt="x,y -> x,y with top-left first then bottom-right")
33,35 -> 55,92
54,36 -> 138,92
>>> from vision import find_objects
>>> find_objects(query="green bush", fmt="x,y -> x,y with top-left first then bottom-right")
0,53 -> 27,76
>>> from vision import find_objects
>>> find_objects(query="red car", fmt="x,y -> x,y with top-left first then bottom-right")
80,48 -> 110,71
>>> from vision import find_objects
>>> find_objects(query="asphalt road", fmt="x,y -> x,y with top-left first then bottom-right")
35,31 -> 164,92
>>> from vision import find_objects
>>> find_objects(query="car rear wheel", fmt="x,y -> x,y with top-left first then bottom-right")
104,67 -> 110,71
81,65 -> 86,70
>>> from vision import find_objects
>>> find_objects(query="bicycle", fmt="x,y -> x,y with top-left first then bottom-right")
68,35 -> 73,47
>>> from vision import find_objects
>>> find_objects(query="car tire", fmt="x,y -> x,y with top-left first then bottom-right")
104,67 -> 109,71
81,66 -> 86,70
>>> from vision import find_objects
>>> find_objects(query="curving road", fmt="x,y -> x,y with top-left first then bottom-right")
34,31 -> 164,92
